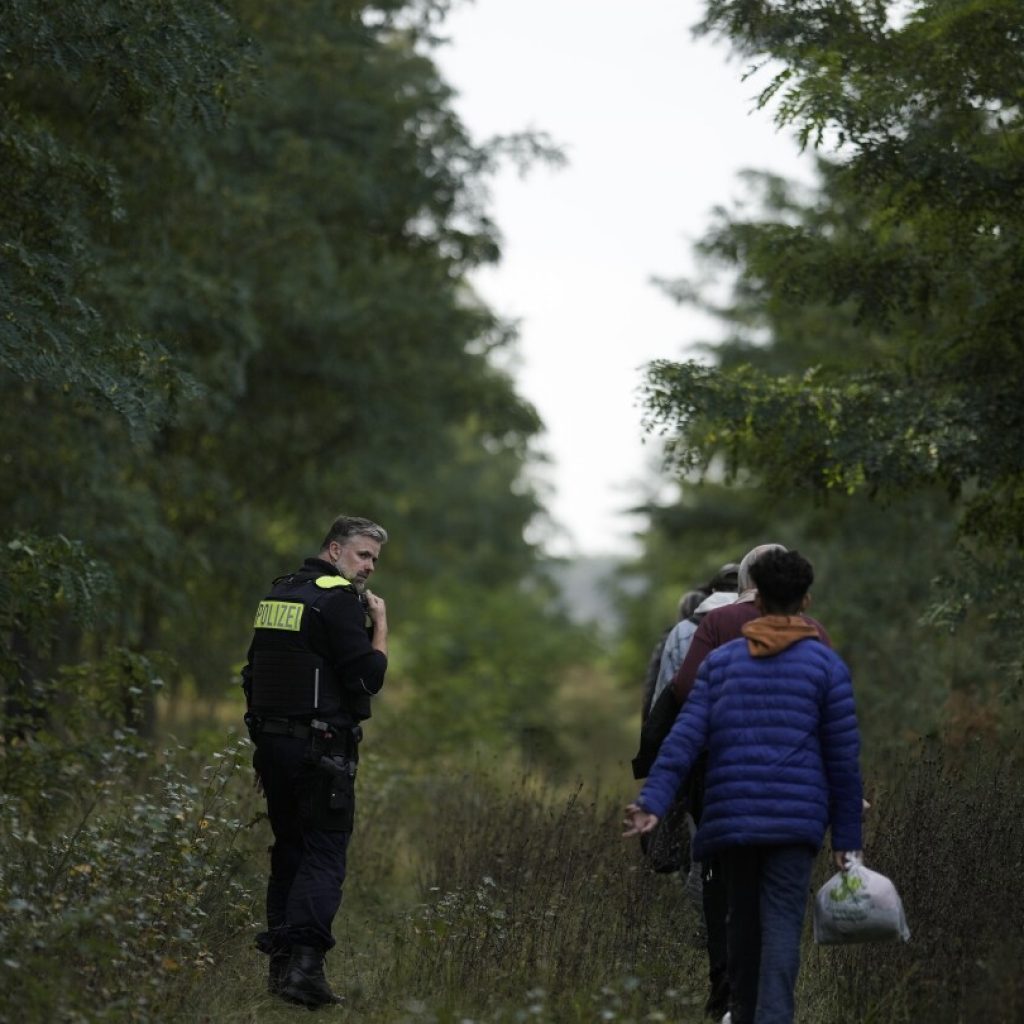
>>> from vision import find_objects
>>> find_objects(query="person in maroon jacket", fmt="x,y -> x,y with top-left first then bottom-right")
669,542 -> 831,1024
671,544 -> 831,705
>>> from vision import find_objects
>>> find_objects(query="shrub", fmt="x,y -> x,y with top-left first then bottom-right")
0,740 -> 257,1023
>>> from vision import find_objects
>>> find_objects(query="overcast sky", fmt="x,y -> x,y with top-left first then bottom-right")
436,0 -> 814,558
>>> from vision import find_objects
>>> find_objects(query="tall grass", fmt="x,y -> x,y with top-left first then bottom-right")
373,772 -> 705,1021
3,724 -> 1022,1023
799,734 -> 1024,1024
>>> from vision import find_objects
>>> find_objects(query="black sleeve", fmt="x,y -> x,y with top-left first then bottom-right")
640,633 -> 668,722
241,638 -> 254,708
317,591 -> 388,696
631,685 -> 681,780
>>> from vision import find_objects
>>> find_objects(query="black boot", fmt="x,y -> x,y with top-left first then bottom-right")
268,951 -> 290,995
255,931 -> 291,996
278,945 -> 344,1007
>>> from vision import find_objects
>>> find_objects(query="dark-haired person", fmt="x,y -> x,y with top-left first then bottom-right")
653,562 -> 741,709
241,515 -> 389,1007
670,544 -> 831,707
624,549 -> 864,1024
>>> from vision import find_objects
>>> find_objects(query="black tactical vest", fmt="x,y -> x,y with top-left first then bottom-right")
248,572 -> 354,718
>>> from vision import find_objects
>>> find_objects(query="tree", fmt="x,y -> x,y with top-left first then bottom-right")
0,0 -> 245,431
643,0 -> 1024,679
0,0 -> 248,708
1,0 -> 574,760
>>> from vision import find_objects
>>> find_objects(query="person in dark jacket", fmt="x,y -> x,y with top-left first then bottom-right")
671,544 -> 833,1020
654,562 -> 740,709
641,587 -> 708,723
624,549 -> 863,1024
242,515 -> 389,1007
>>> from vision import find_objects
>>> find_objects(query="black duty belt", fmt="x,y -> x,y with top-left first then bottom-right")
256,717 -> 314,739
249,714 -> 362,756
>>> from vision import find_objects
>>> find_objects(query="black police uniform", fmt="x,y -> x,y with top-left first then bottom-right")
241,556 -> 386,1003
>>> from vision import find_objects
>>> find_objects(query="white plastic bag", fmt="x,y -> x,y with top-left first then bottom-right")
812,855 -> 911,945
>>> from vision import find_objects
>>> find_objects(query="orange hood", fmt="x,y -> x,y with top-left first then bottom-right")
742,615 -> 820,657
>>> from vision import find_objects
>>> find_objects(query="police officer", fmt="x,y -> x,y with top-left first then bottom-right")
241,515 -> 389,1007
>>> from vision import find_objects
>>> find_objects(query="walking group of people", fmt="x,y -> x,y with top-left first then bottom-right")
239,516 -> 864,1024
627,543 -> 865,1024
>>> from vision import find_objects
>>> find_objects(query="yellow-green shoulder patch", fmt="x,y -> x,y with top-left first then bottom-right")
254,600 -> 304,632
315,576 -> 352,589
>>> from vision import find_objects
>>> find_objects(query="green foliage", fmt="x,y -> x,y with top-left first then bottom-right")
4,710 -> 1022,1023
1,563 -> 174,821
797,737 -> 1024,1023
0,0 -> 242,434
645,358 -> 1016,505
378,580 -> 595,769
36,740 -> 1013,1024
0,651 -> 166,818
700,0 -> 1024,153
640,0 -> 1024,686
0,534 -> 115,676
0,535 -> 174,782
0,0 -> 572,759
0,739 -> 256,1023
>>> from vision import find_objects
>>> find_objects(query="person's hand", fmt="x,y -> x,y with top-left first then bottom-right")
862,797 -> 871,816
834,849 -> 862,871
364,590 -> 387,623
622,802 -> 659,838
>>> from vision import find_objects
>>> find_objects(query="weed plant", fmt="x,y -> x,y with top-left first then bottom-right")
147,754 -> 712,1024
373,772 -> 706,1022
0,730 -> 258,1023
4,700 -> 1023,1023
798,734 -> 1024,1024
216,738 -> 1024,1024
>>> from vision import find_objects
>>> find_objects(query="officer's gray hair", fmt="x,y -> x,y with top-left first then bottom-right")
320,515 -> 389,550
737,542 -> 787,593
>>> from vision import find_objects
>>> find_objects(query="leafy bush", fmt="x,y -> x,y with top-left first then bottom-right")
1,652 -> 169,819
0,739 -> 257,1023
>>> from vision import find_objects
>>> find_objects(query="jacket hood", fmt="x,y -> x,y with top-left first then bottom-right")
742,615 -> 820,657
694,590 -> 739,616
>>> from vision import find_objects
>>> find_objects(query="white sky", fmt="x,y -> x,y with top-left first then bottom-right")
436,0 -> 814,557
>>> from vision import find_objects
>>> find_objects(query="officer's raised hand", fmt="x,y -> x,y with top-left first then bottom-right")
364,590 -> 386,619
364,590 -> 388,655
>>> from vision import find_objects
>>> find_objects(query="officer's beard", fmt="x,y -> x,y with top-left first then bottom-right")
333,559 -> 367,593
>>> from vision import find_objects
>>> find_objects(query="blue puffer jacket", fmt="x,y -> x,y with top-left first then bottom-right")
638,618 -> 863,859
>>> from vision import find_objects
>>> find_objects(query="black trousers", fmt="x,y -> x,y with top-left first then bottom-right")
254,733 -> 352,952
